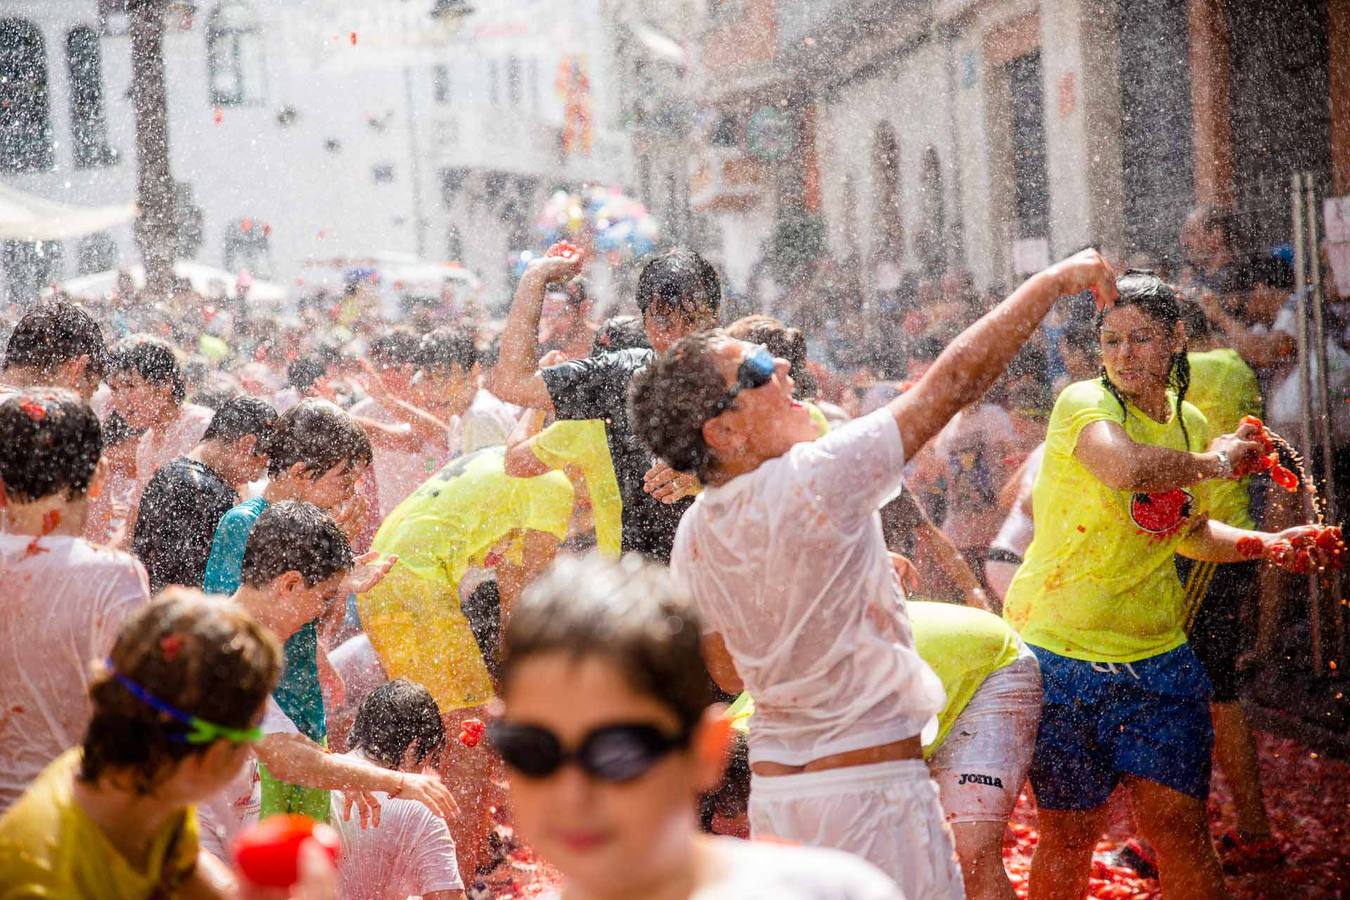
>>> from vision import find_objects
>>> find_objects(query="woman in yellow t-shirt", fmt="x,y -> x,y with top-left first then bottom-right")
0,589 -> 283,899
1002,271 -> 1329,900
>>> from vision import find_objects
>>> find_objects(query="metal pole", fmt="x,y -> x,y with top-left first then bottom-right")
1303,176 -> 1346,665
1292,172 -> 1322,673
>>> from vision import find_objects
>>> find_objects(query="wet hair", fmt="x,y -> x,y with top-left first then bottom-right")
101,411 -> 142,449
108,336 -> 187,404
417,327 -> 478,374
0,390 -> 102,502
908,335 -> 946,365
3,300 -> 106,382
1096,269 -> 1193,448
261,398 -> 372,479
727,314 -> 817,399
591,315 -> 650,356
349,679 -> 446,770
629,330 -> 732,481
81,588 -> 282,794
635,248 -> 722,319
240,500 -> 353,588
202,396 -> 277,446
368,330 -> 422,370
1250,253 -> 1295,291
287,349 -> 338,392
1177,298 -> 1212,343
501,553 -> 711,734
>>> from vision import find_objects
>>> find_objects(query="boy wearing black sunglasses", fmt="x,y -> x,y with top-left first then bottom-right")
629,250 -> 1118,898
492,553 -> 904,899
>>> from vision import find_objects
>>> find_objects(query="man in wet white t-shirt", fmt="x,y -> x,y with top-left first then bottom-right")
630,250 -> 1117,899
0,390 -> 150,812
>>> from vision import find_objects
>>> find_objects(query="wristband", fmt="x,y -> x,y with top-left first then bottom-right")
1212,448 -> 1234,480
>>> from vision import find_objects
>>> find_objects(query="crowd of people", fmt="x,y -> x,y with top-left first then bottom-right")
0,199 -> 1344,900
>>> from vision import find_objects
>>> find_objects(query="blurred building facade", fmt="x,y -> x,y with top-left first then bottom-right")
0,0 -> 630,306
670,0 -> 1347,307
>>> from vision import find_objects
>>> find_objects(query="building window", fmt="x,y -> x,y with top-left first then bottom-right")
433,64 -> 450,104
0,19 -> 54,173
506,55 -> 521,106
871,124 -> 903,260
66,27 -> 117,168
77,232 -> 118,275
372,164 -> 395,183
206,0 -> 264,107
224,217 -> 271,275
2,239 -> 62,304
917,147 -> 946,274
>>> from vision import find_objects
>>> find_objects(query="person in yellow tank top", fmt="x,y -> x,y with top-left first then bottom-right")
0,591 -> 283,899
1002,271 -> 1329,900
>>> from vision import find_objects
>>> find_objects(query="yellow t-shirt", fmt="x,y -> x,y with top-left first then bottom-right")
728,601 -> 1021,758
359,447 -> 574,711
529,419 -> 623,558
1186,349 -> 1261,529
0,749 -> 200,899
1003,380 -> 1212,662
908,601 -> 1022,755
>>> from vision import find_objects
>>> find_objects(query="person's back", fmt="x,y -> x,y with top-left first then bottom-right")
0,537 -> 148,811
0,390 -> 149,812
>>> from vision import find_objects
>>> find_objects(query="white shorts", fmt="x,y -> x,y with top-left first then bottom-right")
749,759 -> 964,900
927,648 -> 1041,825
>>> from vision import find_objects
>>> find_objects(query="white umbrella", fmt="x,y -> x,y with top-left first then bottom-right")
49,261 -> 288,304
0,183 -> 136,241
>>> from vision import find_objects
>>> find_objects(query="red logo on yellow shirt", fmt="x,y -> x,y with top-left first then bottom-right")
1129,489 -> 1194,538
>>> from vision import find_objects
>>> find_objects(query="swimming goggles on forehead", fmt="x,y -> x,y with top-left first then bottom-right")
707,344 -> 777,419
105,659 -> 264,746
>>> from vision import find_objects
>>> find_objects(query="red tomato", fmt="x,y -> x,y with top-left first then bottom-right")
545,241 -> 581,261
1270,465 -> 1299,492
1236,535 -> 1266,559
232,814 -> 341,888
459,717 -> 486,748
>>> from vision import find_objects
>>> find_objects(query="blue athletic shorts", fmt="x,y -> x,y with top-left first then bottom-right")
1027,643 -> 1213,810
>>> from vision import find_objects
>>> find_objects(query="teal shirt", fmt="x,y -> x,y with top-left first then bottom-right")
203,497 -> 326,744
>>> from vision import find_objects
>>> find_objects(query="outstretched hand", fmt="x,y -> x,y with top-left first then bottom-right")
341,551 -> 397,596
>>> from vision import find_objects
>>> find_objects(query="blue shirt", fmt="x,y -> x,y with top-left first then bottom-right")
203,497 -> 326,743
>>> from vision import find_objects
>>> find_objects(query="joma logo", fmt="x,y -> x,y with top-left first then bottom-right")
956,773 -> 1004,788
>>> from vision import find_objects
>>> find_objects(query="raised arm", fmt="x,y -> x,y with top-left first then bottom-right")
890,250 -> 1117,458
488,255 -> 583,409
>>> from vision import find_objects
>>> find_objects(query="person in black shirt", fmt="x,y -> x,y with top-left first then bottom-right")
491,248 -> 721,562
131,396 -> 277,591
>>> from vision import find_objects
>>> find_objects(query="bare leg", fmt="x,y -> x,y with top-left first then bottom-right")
950,820 -> 1016,900
439,705 -> 493,887
1127,777 -> 1226,899
1210,702 -> 1271,836
1028,805 -> 1108,900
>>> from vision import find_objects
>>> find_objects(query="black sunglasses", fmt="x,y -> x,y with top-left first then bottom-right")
707,344 -> 777,420
488,720 -> 692,783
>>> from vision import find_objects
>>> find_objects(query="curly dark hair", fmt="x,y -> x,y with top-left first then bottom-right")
349,679 -> 445,770
262,398 -> 372,479
628,331 -> 730,481
241,500 -> 354,588
108,336 -> 187,403
0,389 -> 102,502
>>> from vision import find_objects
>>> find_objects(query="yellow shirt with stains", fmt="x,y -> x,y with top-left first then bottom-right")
1003,379 -> 1212,662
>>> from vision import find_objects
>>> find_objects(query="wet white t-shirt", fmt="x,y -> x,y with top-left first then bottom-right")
136,403 -> 215,485
671,408 -> 944,766
0,535 -> 149,812
196,698 -> 299,859
333,753 -> 463,900
538,836 -> 904,899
